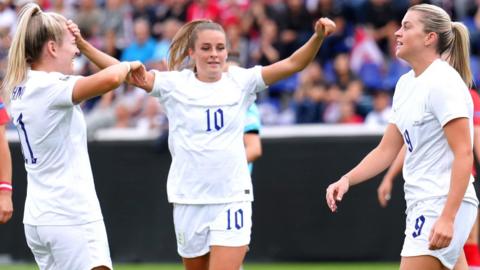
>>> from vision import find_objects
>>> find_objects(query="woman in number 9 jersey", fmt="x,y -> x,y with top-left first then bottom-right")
71,16 -> 335,270
2,3 -> 145,270
326,4 -> 478,270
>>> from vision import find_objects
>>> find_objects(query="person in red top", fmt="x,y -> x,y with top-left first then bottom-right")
464,89 -> 480,269
0,97 -> 13,224
377,89 -> 480,269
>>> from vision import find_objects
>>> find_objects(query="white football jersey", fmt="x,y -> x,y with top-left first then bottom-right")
150,66 -> 266,204
10,70 -> 103,225
390,59 -> 478,210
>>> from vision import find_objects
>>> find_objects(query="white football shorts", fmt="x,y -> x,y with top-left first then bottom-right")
401,197 -> 477,269
173,201 -> 252,258
24,220 -> 112,270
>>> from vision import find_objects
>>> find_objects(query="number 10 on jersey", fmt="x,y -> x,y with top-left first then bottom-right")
206,108 -> 224,132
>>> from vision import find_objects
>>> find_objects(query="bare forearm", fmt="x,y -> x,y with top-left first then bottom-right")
286,33 -> 323,73
383,146 -> 406,182
77,38 -> 120,69
0,130 -> 11,183
441,153 -> 473,220
345,146 -> 398,186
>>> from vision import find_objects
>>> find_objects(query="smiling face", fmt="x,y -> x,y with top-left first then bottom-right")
394,10 -> 431,63
189,29 -> 227,82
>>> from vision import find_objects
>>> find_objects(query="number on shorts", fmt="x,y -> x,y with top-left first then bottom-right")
412,215 -> 425,238
226,208 -> 244,230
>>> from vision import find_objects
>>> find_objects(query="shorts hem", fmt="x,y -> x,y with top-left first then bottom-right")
209,239 -> 250,247
89,263 -> 112,270
401,251 -> 453,269
178,247 -> 210,259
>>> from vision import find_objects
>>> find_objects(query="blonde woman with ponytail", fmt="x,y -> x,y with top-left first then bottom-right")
4,3 -> 146,270
327,4 -> 477,270
71,15 -> 335,270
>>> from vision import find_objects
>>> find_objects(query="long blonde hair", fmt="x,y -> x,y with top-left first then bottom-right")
168,19 -> 226,71
410,4 -> 472,87
2,3 -> 66,101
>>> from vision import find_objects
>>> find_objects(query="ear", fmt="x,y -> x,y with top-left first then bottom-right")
424,32 -> 437,48
188,47 -> 194,57
46,40 -> 58,57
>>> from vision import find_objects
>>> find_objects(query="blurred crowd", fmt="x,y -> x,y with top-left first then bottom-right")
1,0 -> 480,138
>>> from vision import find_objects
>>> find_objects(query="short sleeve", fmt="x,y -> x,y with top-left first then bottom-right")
429,79 -> 470,127
48,74 -> 81,109
0,98 -> 9,125
229,66 -> 267,95
150,70 -> 178,98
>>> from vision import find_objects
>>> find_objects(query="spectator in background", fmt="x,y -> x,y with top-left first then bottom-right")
360,0 -> 400,56
225,19 -> 249,68
186,0 -> 220,22
0,97 -> 12,224
151,18 -> 182,70
294,61 -> 326,123
0,0 -> 16,37
47,0 -> 75,20
120,17 -> 156,64
72,0 -> 102,42
156,0 -> 189,23
364,89 -> 392,127
250,18 -> 283,70
278,0 -> 313,59
130,0 -> 156,26
316,8 -> 355,65
338,97 -> 363,124
99,0 -> 129,54
326,52 -> 357,90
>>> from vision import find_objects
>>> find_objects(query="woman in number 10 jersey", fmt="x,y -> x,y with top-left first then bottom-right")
326,4 -> 478,270
2,3 -> 145,270
71,17 -> 335,270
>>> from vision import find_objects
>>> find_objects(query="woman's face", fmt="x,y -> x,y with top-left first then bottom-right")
394,10 -> 429,62
56,26 -> 80,74
189,29 -> 228,82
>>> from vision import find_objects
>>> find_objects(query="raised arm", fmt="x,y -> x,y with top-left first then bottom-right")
68,20 -> 154,92
72,61 -> 145,104
261,17 -> 336,86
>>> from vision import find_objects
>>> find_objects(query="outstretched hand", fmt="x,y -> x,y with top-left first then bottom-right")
325,176 -> 349,212
314,17 -> 336,40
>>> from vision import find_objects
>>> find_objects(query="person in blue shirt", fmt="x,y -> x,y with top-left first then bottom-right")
244,103 -> 262,174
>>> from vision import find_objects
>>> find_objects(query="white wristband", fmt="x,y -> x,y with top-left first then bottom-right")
122,62 -> 131,73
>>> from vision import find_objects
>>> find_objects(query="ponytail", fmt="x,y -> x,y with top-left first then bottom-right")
2,3 -> 66,101
448,22 -> 472,88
